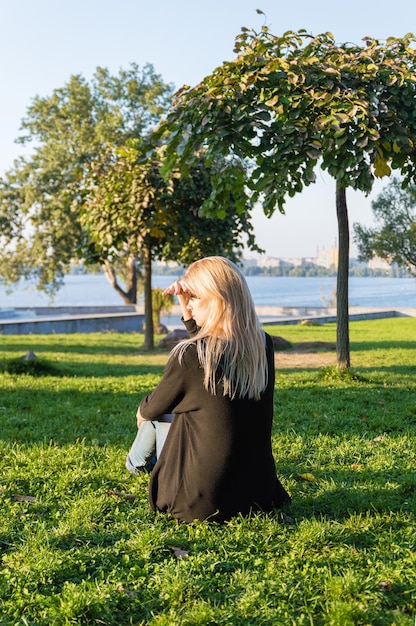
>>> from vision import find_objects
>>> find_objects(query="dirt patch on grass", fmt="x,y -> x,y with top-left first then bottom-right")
274,341 -> 337,369
275,351 -> 336,369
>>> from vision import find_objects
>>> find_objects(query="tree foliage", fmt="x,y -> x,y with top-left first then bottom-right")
82,143 -> 258,267
354,178 -> 416,272
157,28 -> 416,211
81,141 -> 261,346
0,64 -> 174,295
153,24 -> 416,367
0,61 -> 260,346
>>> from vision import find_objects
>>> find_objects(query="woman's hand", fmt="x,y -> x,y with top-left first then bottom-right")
136,407 -> 146,429
162,280 -> 189,297
163,280 -> 193,321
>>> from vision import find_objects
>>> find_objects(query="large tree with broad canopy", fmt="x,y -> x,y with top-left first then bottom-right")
152,20 -> 416,368
81,141 -> 260,347
0,64 -> 173,299
0,64 -> 260,348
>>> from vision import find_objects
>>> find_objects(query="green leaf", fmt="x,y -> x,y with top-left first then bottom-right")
306,148 -> 321,159
374,152 -> 391,177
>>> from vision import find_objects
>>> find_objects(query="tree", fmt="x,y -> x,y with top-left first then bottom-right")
354,177 -> 416,273
0,64 -> 174,298
153,23 -> 416,368
81,142 -> 261,347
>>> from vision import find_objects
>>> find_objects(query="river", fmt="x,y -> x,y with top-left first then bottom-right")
0,274 -> 414,309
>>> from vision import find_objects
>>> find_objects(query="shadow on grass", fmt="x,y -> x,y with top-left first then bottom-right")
2,379 -> 415,443
277,359 -> 415,374
6,337 -> 416,354
3,358 -> 415,378
350,340 -> 416,352
0,358 -> 168,378
352,365 -> 416,376
0,337 -> 170,357
0,387 -> 140,445
287,468 -> 415,522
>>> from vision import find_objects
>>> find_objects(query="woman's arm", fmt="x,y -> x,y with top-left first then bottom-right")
139,350 -> 188,420
163,280 -> 192,321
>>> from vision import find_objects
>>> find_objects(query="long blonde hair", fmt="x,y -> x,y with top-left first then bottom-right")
173,256 -> 268,400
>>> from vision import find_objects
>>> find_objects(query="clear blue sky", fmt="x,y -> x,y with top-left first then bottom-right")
1,0 -> 415,257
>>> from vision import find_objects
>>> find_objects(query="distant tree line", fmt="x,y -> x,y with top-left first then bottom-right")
223,264 -> 411,278
151,262 -> 411,278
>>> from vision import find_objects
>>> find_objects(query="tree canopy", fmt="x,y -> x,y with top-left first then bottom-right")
354,178 -> 416,273
0,62 -> 262,347
0,64 -> 174,295
81,141 -> 260,346
152,24 -> 416,367
157,28 -> 416,210
82,143 -> 258,267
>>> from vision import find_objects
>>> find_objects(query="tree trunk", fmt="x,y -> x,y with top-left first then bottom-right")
142,244 -> 154,349
103,255 -> 138,304
336,182 -> 351,369
124,254 -> 138,304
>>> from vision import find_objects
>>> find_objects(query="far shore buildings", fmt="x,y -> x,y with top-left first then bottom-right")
242,245 -> 340,270
243,247 -> 337,270
242,255 -> 317,269
153,250 -> 398,273
316,246 -> 338,269
242,247 -> 396,272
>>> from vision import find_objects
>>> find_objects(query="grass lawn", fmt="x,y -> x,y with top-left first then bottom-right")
0,317 -> 415,625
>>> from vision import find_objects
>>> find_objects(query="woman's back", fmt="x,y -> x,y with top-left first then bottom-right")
142,332 -> 290,522
133,256 -> 290,522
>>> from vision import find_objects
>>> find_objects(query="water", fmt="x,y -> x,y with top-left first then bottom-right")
0,274 -> 414,309
246,276 -> 415,308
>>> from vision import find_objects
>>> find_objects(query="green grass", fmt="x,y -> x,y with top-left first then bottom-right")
0,318 -> 415,625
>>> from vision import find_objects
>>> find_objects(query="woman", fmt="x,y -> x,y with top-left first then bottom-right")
126,256 -> 290,523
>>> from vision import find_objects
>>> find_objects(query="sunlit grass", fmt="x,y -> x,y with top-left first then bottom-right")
0,318 -> 415,624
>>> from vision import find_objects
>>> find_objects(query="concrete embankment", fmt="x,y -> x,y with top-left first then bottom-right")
0,305 -> 414,335
255,306 -> 416,326
0,306 -> 144,335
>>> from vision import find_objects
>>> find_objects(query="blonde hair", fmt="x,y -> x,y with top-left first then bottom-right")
173,256 -> 268,400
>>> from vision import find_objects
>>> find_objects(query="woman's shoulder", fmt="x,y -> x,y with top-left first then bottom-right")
169,340 -> 199,367
182,317 -> 199,336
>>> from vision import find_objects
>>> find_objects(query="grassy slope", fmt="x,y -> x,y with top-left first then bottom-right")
0,317 -> 415,625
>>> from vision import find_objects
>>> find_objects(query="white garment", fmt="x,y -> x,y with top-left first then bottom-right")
126,415 -> 173,474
